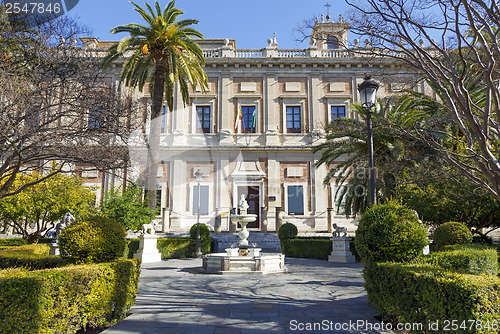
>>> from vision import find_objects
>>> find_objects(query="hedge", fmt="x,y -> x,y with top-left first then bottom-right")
419,244 -> 499,276
0,244 -> 64,270
126,237 -> 212,259
364,261 -> 500,333
281,239 -> 332,260
0,259 -> 140,334
0,238 -> 28,247
280,238 -> 360,261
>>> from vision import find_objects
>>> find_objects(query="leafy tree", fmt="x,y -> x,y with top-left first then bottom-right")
102,0 -> 208,209
314,98 -> 440,216
0,171 -> 93,243
345,0 -> 500,202
397,170 -> 500,237
98,184 -> 155,231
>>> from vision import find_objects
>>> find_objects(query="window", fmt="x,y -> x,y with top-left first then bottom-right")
196,106 -> 211,133
287,185 -> 304,215
88,108 -> 104,129
241,106 -> 256,133
193,185 -> 209,215
161,106 -> 167,133
286,106 -> 301,133
327,36 -> 339,49
331,106 -> 346,119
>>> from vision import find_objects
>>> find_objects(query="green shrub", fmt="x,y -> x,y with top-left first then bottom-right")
364,261 -> 500,333
418,244 -> 499,276
59,217 -> 127,263
355,202 -> 428,263
0,259 -> 140,334
433,221 -> 473,247
281,238 -> 331,260
0,239 -> 27,247
126,237 -> 212,259
0,244 -> 64,270
189,223 -> 210,240
278,222 -> 298,240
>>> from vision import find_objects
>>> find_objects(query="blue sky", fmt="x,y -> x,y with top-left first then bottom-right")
68,0 -> 352,49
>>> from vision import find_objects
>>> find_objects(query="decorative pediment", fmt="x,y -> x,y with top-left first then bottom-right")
231,161 -> 266,181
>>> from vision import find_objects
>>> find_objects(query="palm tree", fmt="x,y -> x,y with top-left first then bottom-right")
314,96 -> 443,216
102,1 -> 208,209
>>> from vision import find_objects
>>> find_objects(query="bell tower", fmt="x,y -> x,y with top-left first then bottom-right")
310,4 -> 350,50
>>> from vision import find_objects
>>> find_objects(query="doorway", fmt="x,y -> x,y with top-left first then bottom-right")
237,185 -> 260,228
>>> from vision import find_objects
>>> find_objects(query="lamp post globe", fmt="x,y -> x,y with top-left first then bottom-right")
357,75 -> 379,206
194,170 -> 203,258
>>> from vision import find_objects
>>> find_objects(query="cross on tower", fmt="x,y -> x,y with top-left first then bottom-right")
324,3 -> 332,16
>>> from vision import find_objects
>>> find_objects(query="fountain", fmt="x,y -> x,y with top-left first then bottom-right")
201,196 -> 285,274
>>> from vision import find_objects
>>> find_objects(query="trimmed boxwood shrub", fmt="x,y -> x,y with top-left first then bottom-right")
0,244 -> 64,270
433,222 -> 473,247
189,223 -> 210,240
355,202 -> 428,263
364,261 -> 500,333
0,259 -> 140,334
278,222 -> 298,240
420,244 -> 499,276
281,238 -> 331,260
0,238 -> 27,247
59,217 -> 127,263
126,237 -> 211,259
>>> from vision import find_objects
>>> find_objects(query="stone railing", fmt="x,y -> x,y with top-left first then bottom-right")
80,46 -> 412,61
235,49 -> 264,58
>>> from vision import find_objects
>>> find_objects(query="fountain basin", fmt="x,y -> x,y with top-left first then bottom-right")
201,252 -> 286,275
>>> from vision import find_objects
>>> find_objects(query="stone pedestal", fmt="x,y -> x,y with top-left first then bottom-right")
328,237 -> 355,263
134,234 -> 162,263
49,242 -> 60,256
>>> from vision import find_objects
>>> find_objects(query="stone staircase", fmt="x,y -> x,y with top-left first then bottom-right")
211,232 -> 282,254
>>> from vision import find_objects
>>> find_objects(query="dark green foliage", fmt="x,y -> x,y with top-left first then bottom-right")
0,259 -> 140,334
59,217 -> 127,263
281,239 -> 332,260
0,244 -> 64,270
433,222 -> 473,247
364,261 -> 500,333
99,185 -> 155,231
355,202 -> 428,262
278,223 -> 298,240
0,238 -> 27,246
418,244 -> 499,276
126,237 -> 211,259
189,223 -> 210,240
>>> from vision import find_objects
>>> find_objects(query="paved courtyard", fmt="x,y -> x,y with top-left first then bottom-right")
103,258 -> 393,334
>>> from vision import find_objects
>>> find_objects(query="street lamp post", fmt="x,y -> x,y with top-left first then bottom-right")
194,170 -> 203,258
357,75 -> 379,206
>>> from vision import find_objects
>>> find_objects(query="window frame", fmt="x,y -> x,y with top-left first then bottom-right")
286,105 -> 302,133
284,183 -> 307,216
190,182 -> 211,216
331,105 -> 346,120
241,105 -> 257,133
195,105 -> 211,134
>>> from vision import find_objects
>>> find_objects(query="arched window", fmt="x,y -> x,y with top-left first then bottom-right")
327,36 -> 339,49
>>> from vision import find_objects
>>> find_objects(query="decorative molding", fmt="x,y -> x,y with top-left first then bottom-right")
285,82 -> 301,92
240,82 -> 256,92
329,82 -> 346,92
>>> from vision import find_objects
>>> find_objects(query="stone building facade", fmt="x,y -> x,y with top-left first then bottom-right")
80,14 -> 423,233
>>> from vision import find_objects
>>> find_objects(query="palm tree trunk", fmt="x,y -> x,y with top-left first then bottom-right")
146,60 -> 167,210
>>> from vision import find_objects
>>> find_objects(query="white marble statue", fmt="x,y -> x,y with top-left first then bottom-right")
55,213 -> 75,239
142,221 -> 158,235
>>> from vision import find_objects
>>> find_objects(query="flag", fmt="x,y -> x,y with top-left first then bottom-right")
250,105 -> 257,130
234,104 -> 243,131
